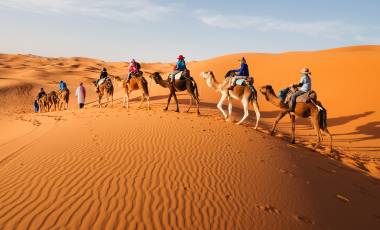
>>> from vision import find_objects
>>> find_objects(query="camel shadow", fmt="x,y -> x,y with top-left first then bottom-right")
328,111 -> 375,127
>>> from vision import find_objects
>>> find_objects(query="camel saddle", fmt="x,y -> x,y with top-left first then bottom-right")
173,69 -> 191,80
98,77 -> 107,86
235,77 -> 254,86
284,89 -> 317,104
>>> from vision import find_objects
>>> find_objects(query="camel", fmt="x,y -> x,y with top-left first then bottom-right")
200,71 -> 260,128
259,85 -> 333,153
46,91 -> 59,112
57,89 -> 70,110
149,72 -> 200,115
37,95 -> 47,113
93,78 -> 113,107
113,73 -> 150,109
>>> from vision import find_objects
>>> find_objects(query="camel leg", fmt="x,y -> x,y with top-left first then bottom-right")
217,92 -> 228,119
321,128 -> 333,154
172,92 -> 179,112
310,116 -> 322,150
270,111 -> 287,135
227,97 -> 232,120
138,94 -> 144,109
252,99 -> 260,129
125,93 -> 130,109
186,96 -> 193,113
146,95 -> 151,110
164,93 -> 172,111
237,99 -> 249,125
193,90 -> 200,115
290,114 -> 296,143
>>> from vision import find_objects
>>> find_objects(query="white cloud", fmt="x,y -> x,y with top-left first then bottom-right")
0,0 -> 178,22
195,10 -> 380,42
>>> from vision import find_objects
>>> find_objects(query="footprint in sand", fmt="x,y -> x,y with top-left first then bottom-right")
279,169 -> 296,178
256,205 -> 281,214
293,214 -> 315,225
336,194 -> 350,203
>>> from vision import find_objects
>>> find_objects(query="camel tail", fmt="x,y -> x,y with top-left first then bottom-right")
107,84 -> 114,96
193,81 -> 199,99
317,102 -> 328,130
142,78 -> 149,96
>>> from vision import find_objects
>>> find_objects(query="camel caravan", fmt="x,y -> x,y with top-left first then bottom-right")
33,55 -> 333,155
35,81 -> 70,113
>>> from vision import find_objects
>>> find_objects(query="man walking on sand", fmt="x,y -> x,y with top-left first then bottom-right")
75,82 -> 86,109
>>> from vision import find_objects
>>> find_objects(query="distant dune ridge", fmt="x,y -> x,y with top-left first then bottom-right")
0,46 -> 380,229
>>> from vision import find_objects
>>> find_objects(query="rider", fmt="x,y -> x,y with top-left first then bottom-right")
127,59 -> 140,83
288,68 -> 312,112
59,80 -> 67,91
37,88 -> 47,100
169,55 -> 187,83
96,67 -> 108,91
228,57 -> 250,90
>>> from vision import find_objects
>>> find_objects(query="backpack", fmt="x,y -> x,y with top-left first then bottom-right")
136,62 -> 141,70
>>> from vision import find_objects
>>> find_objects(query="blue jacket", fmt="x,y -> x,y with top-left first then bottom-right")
176,60 -> 186,71
233,63 -> 249,77
59,81 -> 67,90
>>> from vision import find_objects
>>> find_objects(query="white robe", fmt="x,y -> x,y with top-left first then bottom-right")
75,86 -> 86,104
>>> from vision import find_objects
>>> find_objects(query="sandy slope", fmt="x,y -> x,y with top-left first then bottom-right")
1,46 -> 380,229
0,107 -> 379,229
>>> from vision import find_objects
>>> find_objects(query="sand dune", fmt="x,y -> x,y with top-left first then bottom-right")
1,46 -> 380,229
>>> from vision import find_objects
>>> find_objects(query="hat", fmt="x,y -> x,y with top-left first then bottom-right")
103,67 -> 107,71
131,59 -> 136,63
238,57 -> 246,63
177,55 -> 185,60
300,68 -> 311,74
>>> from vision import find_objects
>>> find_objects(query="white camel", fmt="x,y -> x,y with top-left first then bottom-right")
200,71 -> 260,128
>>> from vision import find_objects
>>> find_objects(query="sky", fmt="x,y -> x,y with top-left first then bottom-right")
0,0 -> 380,62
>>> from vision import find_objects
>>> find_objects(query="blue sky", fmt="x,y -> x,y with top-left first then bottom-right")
0,0 -> 379,62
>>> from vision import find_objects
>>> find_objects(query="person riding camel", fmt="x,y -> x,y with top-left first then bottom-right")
169,55 -> 187,83
127,59 -> 141,83
96,67 -> 108,92
228,57 -> 251,90
59,80 -> 67,91
37,88 -> 47,100
288,67 -> 312,112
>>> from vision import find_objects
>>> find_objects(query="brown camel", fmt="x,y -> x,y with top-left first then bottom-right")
57,89 -> 70,110
260,85 -> 333,153
46,91 -> 59,112
113,73 -> 150,109
149,72 -> 200,115
37,95 -> 47,113
93,78 -> 113,107
200,71 -> 260,128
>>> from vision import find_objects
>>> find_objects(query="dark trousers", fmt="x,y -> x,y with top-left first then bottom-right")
289,90 -> 306,111
79,103 -> 84,109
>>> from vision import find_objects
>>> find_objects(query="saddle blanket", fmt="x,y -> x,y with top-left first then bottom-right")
285,90 -> 317,104
98,78 -> 107,85
235,79 -> 246,85
174,71 -> 184,80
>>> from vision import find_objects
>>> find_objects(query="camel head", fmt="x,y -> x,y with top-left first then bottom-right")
200,71 -> 215,88
260,85 -> 276,101
149,72 -> 162,84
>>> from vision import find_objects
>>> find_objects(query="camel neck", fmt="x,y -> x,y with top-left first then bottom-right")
266,92 -> 282,107
208,76 -> 223,92
157,78 -> 169,88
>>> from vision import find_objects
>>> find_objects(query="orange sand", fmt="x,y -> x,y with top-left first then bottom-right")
0,46 -> 380,229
